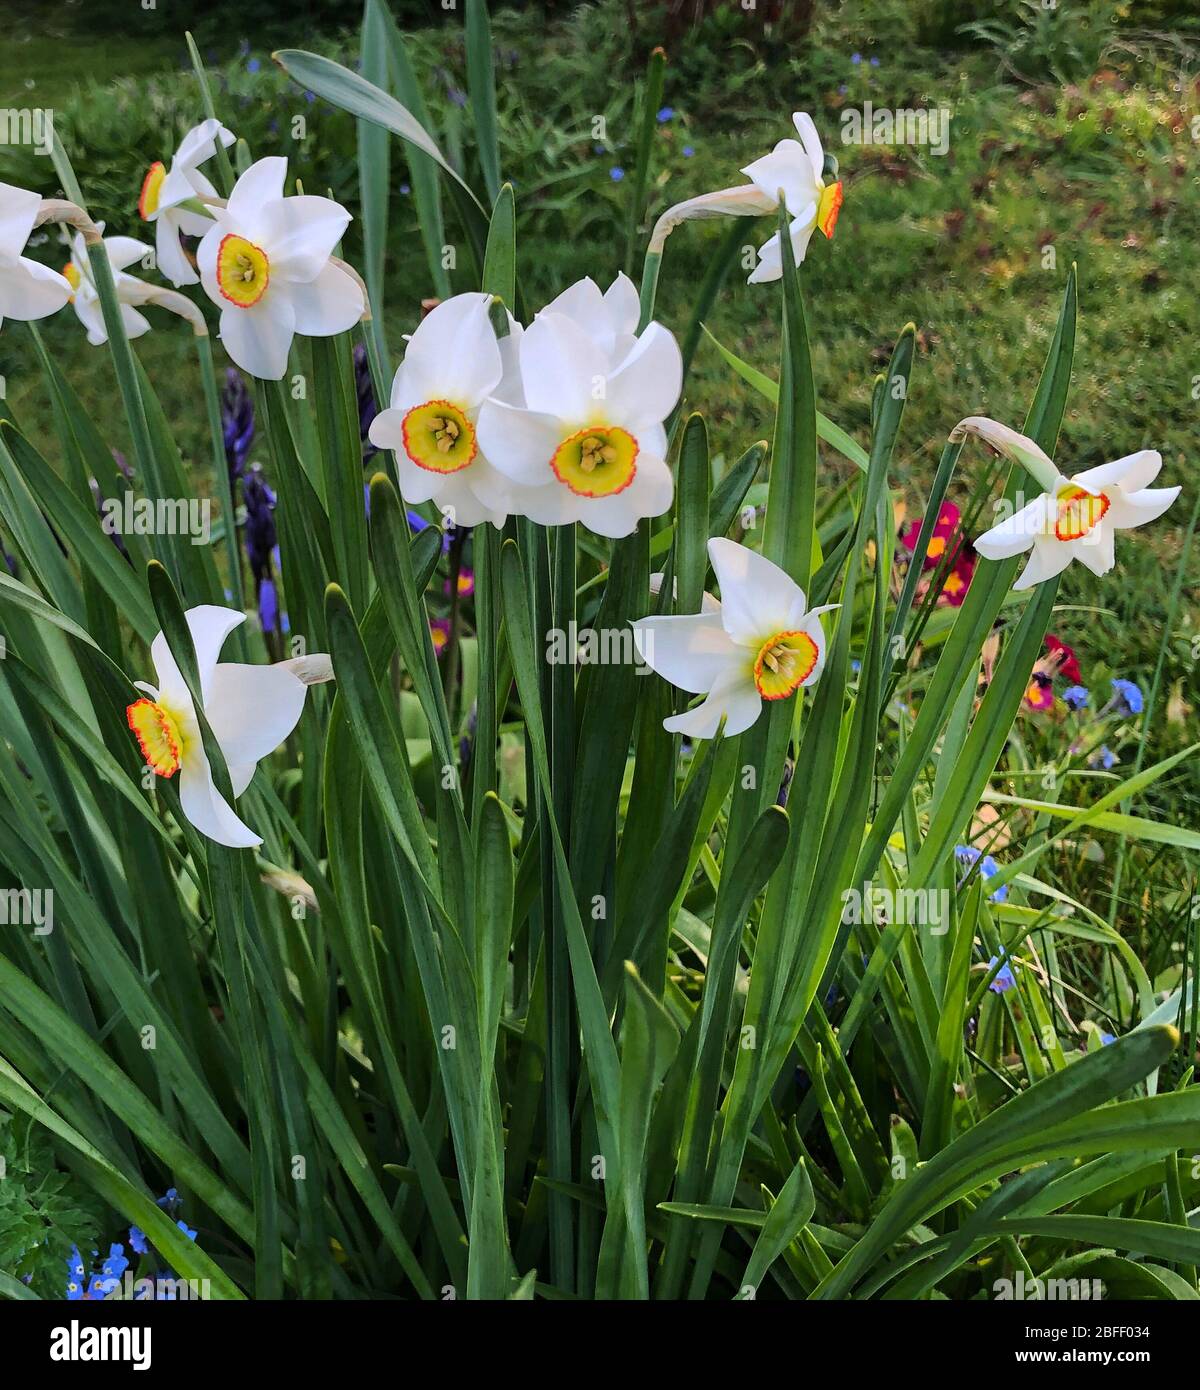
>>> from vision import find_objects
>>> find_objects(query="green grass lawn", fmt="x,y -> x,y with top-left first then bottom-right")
1,0 -> 1197,963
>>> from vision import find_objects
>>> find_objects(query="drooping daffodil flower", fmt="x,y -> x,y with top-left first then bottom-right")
645,111 -> 842,283
138,118 -> 235,287
196,157 -> 364,380
477,297 -> 682,538
741,111 -> 844,283
632,538 -> 837,738
63,227 -> 158,345
952,416 -> 1181,591
0,181 -> 74,329
127,605 -> 332,848
367,293 -> 519,529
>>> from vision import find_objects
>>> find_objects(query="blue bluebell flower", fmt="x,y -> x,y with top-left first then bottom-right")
682,145 -> 694,157
1111,677 -> 1144,715
129,1225 -> 149,1255
1099,1031 -> 1116,1045
221,368 -> 255,483
610,166 -> 625,182
656,106 -> 674,122
851,52 -> 862,64
1062,684 -> 1089,711
243,466 -> 279,633
177,1220 -> 197,1242
1089,745 -> 1117,770
247,57 -> 261,74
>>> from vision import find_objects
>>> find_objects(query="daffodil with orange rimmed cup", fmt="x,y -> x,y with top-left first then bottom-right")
196,156 -> 364,379
137,119 -> 235,288
368,292 -> 520,529
952,416 -> 1181,591
127,605 -> 332,848
476,300 -> 682,538
646,110 -> 843,283
632,538 -> 837,739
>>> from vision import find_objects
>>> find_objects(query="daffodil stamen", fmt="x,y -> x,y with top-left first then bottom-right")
1054,485 -> 1109,542
753,629 -> 819,700
550,425 -> 638,498
139,162 -> 166,220
401,399 -> 477,474
63,262 -> 81,296
216,233 -> 270,308
126,698 -> 184,778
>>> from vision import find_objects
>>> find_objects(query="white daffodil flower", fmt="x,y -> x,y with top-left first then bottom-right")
952,416 -> 1181,591
646,111 -> 842,282
743,112 -> 843,283
63,227 -> 158,345
367,293 -> 518,529
138,118 -> 235,287
196,156 -> 364,380
476,303 -> 682,538
0,181 -> 73,330
127,605 -> 332,849
632,538 -> 837,738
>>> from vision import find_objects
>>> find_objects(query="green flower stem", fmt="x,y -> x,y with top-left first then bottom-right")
196,335 -> 251,656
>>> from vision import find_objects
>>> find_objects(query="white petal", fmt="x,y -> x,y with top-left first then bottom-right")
73,291 -> 107,345
747,230 -> 783,284
518,312 -> 605,422
394,450 -> 442,505
1072,449 -> 1161,495
258,195 -> 351,282
792,112 -> 826,183
663,665 -> 762,740
196,226 -> 221,284
602,272 -> 640,341
507,478 -> 579,527
0,181 -> 40,252
173,118 -> 235,174
632,611 -> 741,693
226,157 -> 288,233
179,753 -> 261,849
218,293 -> 297,381
0,256 -> 72,320
707,537 -> 804,646
538,277 -> 606,348
475,398 -> 562,486
120,304 -> 151,340
104,236 -> 153,273
1106,484 -> 1180,530
155,213 -> 198,288
973,494 -> 1050,559
576,453 -> 674,538
290,259 -> 364,337
401,292 -> 501,406
606,324 -> 683,427
1012,538 -> 1074,591
1073,526 -> 1116,577
741,138 -> 820,213
206,662 -> 308,768
151,604 -> 247,705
